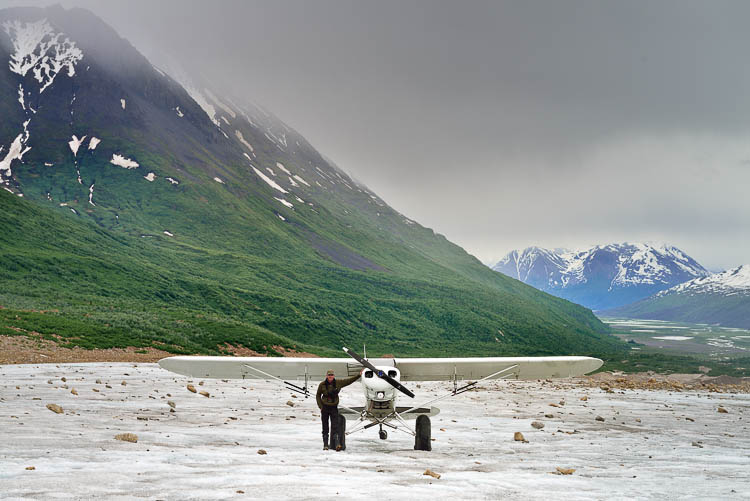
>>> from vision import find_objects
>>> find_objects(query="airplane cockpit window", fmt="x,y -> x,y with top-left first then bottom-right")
364,370 -> 374,378
388,370 -> 397,378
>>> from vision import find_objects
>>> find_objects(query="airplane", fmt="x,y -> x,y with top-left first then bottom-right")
158,347 -> 603,451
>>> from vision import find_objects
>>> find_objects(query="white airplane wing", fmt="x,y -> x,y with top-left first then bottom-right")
388,356 -> 603,381
158,356 -> 363,380
158,355 -> 601,381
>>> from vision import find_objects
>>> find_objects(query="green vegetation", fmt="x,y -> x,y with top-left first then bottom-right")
0,189 -> 623,358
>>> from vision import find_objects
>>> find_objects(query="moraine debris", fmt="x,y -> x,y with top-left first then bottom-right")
514,432 -> 528,443
554,467 -> 576,475
187,384 -> 197,393
114,433 -> 138,443
46,403 -> 63,414
423,469 -> 441,479
531,421 -> 545,429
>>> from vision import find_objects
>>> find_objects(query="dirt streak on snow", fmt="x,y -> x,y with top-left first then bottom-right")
0,363 -> 747,500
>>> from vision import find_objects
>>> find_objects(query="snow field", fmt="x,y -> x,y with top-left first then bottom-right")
0,363 -> 747,500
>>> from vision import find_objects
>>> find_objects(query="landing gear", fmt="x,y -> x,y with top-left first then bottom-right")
379,425 -> 388,440
329,414 -> 347,451
414,415 -> 431,451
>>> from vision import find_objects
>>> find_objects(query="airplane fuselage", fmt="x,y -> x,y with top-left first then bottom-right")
359,366 -> 400,419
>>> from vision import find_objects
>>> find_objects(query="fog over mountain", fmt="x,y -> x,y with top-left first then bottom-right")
4,0 -> 748,270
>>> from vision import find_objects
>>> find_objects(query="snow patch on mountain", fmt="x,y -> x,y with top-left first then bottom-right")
204,88 -> 236,119
252,166 -> 287,193
120,99 -> 126,110
293,174 -> 310,187
110,154 -> 139,169
0,132 -> 30,180
68,135 -> 86,157
3,19 -> 83,93
235,130 -> 254,152
88,137 -> 101,150
274,197 -> 293,208
276,162 -> 291,176
144,172 -> 156,182
213,177 -> 224,184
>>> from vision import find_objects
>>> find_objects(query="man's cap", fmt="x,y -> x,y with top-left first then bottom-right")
326,369 -> 335,375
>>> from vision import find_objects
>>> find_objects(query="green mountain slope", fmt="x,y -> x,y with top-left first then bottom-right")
0,6 -> 624,357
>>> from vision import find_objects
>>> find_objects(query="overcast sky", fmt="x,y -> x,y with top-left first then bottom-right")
7,0 -> 750,270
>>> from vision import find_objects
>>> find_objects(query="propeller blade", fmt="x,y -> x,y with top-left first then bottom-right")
343,347 -> 414,398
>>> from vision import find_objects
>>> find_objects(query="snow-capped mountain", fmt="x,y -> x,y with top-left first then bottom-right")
658,264 -> 750,297
492,243 -> 709,310
605,265 -> 750,328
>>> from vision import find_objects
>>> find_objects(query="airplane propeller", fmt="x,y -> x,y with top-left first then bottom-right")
343,347 -> 415,398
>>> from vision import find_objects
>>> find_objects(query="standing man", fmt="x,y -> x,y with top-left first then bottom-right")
317,369 -> 361,451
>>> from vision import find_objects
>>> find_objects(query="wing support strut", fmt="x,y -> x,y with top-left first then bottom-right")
395,364 -> 519,417
241,363 -> 310,398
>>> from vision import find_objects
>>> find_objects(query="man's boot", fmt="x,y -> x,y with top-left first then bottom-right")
323,435 -> 329,450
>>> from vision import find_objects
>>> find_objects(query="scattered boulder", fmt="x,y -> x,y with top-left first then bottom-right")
555,467 -> 576,475
95,379 -> 102,384
121,381 -> 127,386
257,449 -> 267,455
199,391 -> 210,398
423,469 -> 441,479
167,400 -> 176,409
115,433 -> 138,443
70,388 -> 78,395
544,413 -> 554,418
514,432 -> 528,443
549,403 -> 560,408
187,384 -> 197,393
286,400 -> 295,407
717,407 -> 728,414
691,441 -> 703,448
580,396 -> 588,401
595,416 -> 605,422
25,466 -> 35,470
46,404 -> 63,414
531,421 -> 545,429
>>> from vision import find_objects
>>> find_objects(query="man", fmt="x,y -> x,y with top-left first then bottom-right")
316,368 -> 361,451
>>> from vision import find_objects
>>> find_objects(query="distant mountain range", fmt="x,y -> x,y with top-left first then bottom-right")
604,265 -> 750,328
491,243 -> 710,310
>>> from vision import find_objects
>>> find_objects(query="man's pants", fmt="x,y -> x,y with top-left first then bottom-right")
321,405 -> 339,443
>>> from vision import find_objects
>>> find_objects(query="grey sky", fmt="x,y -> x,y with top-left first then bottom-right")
5,0 -> 750,270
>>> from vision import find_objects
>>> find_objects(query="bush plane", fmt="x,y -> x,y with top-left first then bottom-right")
159,347 -> 602,451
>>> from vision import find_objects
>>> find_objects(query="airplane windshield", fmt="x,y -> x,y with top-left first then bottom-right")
388,370 -> 397,378
364,370 -> 373,378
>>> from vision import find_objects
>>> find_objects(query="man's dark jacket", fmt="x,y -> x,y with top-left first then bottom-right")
316,375 -> 360,408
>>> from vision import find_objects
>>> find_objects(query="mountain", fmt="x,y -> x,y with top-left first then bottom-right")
492,243 -> 709,310
0,5 -> 623,358
604,265 -> 750,328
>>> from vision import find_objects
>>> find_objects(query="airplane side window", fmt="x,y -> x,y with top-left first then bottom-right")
388,370 -> 397,378
365,370 -> 373,378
